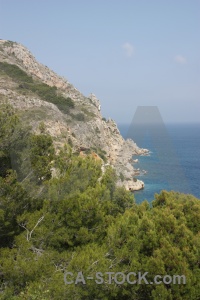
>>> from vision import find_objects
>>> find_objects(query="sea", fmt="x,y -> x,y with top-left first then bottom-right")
118,123 -> 200,204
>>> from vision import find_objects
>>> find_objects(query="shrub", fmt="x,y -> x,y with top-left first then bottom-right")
20,82 -> 74,113
68,137 -> 73,147
95,127 -> 100,134
91,147 -> 107,162
0,62 -> 75,114
0,61 -> 33,83
38,122 -> 46,134
73,113 -> 85,121
119,172 -> 125,182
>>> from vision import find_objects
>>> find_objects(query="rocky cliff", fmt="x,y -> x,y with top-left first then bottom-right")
0,39 -> 148,190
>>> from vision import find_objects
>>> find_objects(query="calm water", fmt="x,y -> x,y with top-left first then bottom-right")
118,123 -> 200,203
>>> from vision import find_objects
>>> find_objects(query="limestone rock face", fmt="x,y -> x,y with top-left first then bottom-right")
0,39 -> 149,190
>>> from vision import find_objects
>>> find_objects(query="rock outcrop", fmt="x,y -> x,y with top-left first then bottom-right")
0,39 -> 148,190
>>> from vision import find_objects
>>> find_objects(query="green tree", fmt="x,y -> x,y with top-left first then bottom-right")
30,134 -> 55,183
0,103 -> 19,177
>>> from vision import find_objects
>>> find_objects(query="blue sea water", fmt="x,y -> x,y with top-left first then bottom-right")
118,123 -> 200,203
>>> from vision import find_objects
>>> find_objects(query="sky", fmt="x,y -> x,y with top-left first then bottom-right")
0,0 -> 200,124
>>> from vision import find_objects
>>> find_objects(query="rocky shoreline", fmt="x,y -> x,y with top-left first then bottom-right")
0,40 -> 149,192
113,142 -> 149,191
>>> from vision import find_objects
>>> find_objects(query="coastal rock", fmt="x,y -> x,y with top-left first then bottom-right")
0,40 -> 149,191
119,179 -> 145,191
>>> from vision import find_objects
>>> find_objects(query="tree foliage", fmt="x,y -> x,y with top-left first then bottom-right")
0,104 -> 200,299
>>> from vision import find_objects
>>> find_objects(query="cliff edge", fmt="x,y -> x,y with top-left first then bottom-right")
0,39 -> 148,190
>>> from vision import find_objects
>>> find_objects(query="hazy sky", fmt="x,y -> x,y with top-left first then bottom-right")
0,0 -> 199,124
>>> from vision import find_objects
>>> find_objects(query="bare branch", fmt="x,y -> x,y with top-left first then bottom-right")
19,216 -> 44,241
29,216 -> 44,240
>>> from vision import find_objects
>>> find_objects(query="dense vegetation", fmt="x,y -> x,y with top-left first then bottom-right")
0,104 -> 200,299
0,62 -> 74,113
